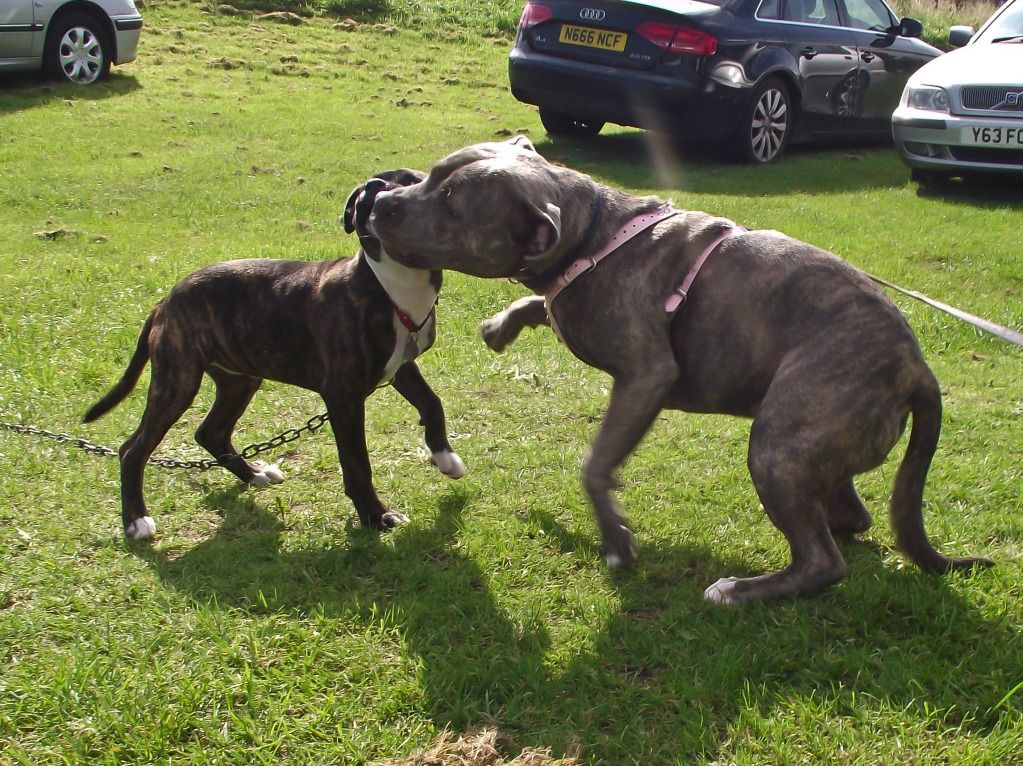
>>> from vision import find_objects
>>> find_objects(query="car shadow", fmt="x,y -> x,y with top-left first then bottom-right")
532,130 -> 912,197
915,174 -> 1023,210
135,482 -> 1020,763
0,71 -> 140,113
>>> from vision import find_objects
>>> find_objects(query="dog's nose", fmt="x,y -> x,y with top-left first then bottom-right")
367,189 -> 397,233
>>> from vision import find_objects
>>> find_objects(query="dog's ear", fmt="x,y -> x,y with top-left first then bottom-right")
507,135 -> 536,153
342,182 -> 366,234
512,200 -> 561,262
372,168 -> 427,188
342,169 -> 424,233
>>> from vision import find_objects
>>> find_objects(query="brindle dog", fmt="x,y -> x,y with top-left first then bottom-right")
366,136 -> 991,605
85,169 -> 465,541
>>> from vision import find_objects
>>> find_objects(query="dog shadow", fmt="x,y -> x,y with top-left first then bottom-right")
138,488 -> 1021,763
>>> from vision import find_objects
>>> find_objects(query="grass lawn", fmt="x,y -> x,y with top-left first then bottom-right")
1,1 -> 1021,763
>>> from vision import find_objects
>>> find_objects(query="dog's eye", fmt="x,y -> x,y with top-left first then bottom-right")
439,184 -> 461,218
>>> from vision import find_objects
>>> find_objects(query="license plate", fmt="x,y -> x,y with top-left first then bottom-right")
558,23 -> 627,52
960,126 -> 1023,147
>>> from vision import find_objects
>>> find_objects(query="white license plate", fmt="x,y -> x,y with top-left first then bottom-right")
960,126 -> 1023,147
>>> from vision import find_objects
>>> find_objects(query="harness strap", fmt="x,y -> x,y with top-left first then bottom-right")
664,226 -> 746,314
543,204 -> 680,309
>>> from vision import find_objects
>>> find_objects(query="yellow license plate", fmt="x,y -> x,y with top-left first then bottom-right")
558,23 -> 627,52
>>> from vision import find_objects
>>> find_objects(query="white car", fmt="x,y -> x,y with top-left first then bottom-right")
892,0 -> 1023,183
0,0 -> 142,85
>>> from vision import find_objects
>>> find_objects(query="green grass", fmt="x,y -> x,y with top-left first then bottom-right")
2,1 -> 1022,763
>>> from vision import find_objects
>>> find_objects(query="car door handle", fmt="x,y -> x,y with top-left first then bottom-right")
801,47 -> 817,59
860,51 -> 875,63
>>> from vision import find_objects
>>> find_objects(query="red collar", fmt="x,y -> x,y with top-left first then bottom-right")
390,298 -> 436,333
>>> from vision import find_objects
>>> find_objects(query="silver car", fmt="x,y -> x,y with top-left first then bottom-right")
0,0 -> 142,85
892,0 -> 1023,183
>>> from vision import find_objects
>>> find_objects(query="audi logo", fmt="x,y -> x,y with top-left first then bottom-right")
580,8 -> 606,21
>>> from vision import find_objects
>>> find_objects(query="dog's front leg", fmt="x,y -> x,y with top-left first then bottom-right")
321,389 -> 408,530
480,295 -> 549,352
584,362 -> 680,569
391,362 -> 467,479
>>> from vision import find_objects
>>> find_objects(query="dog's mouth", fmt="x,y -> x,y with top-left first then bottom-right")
385,249 -> 430,270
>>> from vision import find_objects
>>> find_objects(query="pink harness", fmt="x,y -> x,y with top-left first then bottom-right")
541,204 -> 745,339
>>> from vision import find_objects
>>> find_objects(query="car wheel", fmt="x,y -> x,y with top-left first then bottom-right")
539,107 -> 605,138
910,168 -> 951,186
45,12 -> 112,85
732,77 -> 793,164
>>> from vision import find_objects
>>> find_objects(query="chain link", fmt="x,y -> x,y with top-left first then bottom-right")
0,412 -> 331,472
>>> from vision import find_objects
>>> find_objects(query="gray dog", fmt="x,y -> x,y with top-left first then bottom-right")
367,136 -> 991,605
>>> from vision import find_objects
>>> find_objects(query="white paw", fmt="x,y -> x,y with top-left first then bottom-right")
704,577 -> 741,606
250,462 -> 285,488
605,552 -> 626,569
126,516 -> 156,540
431,450 -> 467,479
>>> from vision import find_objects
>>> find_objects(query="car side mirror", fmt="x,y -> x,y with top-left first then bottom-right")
897,17 -> 924,38
948,25 -> 975,47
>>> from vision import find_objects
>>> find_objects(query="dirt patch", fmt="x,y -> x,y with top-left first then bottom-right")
372,729 -> 581,766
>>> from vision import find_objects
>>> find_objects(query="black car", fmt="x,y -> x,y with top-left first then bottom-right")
509,0 -> 941,162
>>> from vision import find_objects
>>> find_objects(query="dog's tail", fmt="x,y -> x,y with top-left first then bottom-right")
889,369 -> 993,573
83,308 -> 157,423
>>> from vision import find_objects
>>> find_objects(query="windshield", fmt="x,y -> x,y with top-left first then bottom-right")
975,0 -> 1023,43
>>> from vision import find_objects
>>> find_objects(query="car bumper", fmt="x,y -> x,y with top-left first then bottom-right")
111,14 -> 143,65
508,45 -> 748,139
892,107 -> 1023,175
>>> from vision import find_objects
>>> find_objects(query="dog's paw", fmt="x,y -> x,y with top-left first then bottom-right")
703,577 -> 741,606
603,525 -> 637,569
250,462 -> 285,488
125,516 -> 156,540
379,510 -> 410,529
479,316 -> 510,352
431,450 -> 467,479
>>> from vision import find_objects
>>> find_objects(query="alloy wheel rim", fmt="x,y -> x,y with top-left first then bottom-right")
59,26 -> 103,84
750,88 -> 788,163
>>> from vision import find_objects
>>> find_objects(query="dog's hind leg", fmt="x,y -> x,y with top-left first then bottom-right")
391,362 -> 466,479
827,479 -> 873,535
196,368 -> 282,487
705,373 -> 856,605
705,441 -> 847,605
118,354 -> 204,540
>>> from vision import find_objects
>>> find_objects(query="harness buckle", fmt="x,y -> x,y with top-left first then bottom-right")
665,288 -> 687,315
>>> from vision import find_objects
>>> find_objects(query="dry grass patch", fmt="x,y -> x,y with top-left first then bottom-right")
374,729 -> 581,766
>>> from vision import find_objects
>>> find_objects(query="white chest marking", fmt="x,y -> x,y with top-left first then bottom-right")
364,252 -> 439,386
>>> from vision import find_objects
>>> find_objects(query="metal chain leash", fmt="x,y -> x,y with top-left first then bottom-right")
0,412 -> 331,472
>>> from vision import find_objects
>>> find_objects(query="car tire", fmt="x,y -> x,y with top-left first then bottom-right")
45,12 -> 112,86
539,107 -> 605,138
731,77 -> 793,164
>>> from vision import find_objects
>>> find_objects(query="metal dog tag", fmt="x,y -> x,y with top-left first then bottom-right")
403,333 -> 420,361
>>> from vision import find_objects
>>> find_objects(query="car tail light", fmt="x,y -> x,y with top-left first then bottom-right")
636,21 -> 718,55
519,2 -> 553,29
